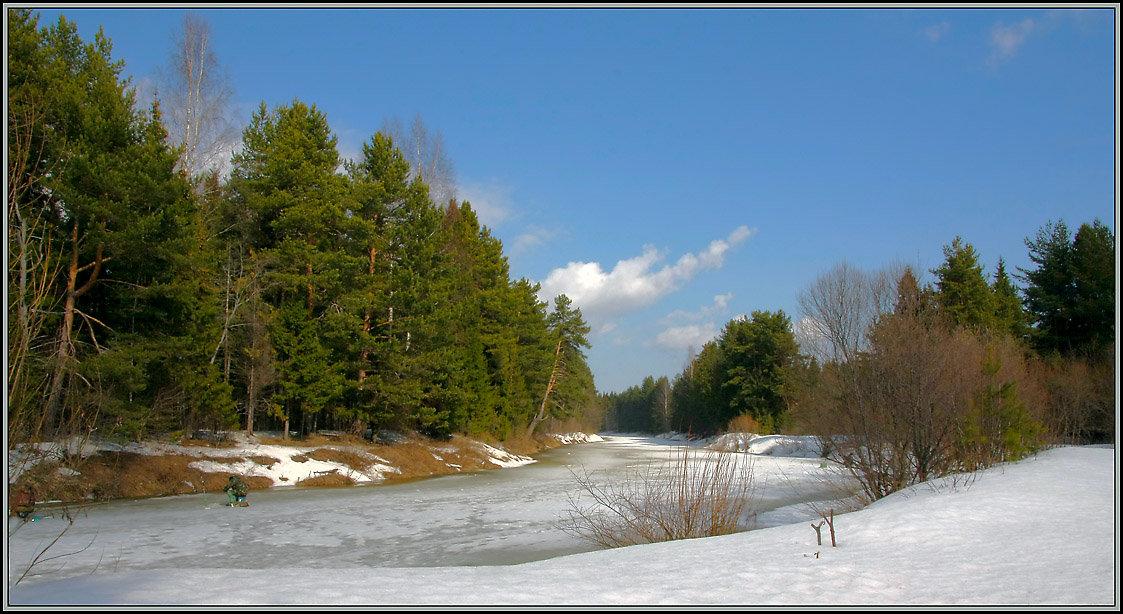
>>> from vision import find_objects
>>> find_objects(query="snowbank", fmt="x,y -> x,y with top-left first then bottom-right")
548,432 -> 604,445
708,433 -> 824,457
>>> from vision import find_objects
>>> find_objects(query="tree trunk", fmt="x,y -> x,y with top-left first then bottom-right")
246,352 -> 256,436
359,244 -> 378,388
44,223 -> 105,435
527,338 -> 564,438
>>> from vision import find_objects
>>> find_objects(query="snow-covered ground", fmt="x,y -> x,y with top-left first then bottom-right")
6,435 -> 1117,607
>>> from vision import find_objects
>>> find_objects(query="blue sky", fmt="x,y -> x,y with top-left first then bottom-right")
23,7 -> 1117,393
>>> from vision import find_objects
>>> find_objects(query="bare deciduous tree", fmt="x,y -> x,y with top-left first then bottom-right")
237,258 -> 277,436
161,12 -> 238,189
7,97 -> 63,441
795,261 -> 905,364
381,113 -> 457,207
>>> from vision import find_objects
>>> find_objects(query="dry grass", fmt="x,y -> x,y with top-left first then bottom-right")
13,452 -> 218,502
10,451 -> 275,504
560,447 -> 759,548
178,436 -> 238,449
256,432 -> 365,447
249,455 -> 279,468
496,430 -> 548,456
296,471 -> 356,487
202,455 -> 248,464
304,447 -> 374,471
727,414 -> 765,434
367,435 -> 493,479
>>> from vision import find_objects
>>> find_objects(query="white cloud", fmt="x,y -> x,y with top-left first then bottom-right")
654,323 -> 720,353
988,18 -> 1035,66
538,226 -> 755,329
458,180 -> 515,229
662,293 -> 735,325
512,225 -> 555,253
925,21 -> 950,42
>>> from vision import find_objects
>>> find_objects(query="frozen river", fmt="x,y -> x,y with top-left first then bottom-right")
8,435 -> 844,587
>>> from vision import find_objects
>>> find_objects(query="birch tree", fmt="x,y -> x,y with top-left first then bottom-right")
381,113 -> 458,208
161,12 -> 237,189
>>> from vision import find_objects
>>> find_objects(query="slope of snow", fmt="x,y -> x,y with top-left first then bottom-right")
6,443 -> 1116,607
709,432 -> 825,457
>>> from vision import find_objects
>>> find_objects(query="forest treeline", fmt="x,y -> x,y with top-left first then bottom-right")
7,11 -> 599,444
606,222 -> 1115,500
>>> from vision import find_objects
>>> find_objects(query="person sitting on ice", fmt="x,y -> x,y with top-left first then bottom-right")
223,475 -> 249,507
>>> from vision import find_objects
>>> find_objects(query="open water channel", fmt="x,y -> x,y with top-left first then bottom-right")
7,435 -> 844,586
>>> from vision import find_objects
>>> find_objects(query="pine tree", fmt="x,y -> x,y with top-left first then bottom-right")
338,131 -> 413,434
9,13 -> 204,437
1070,220 -> 1115,359
500,279 -> 555,435
528,295 -> 592,436
718,310 -> 800,432
991,258 -> 1029,340
671,341 -> 725,435
1020,219 -> 1113,357
932,236 -> 995,330
1020,220 -> 1076,354
271,301 -> 345,437
893,266 -> 936,320
227,99 -> 354,437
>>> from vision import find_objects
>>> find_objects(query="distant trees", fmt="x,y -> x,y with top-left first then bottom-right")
607,310 -> 807,437
603,376 -> 671,433
648,311 -> 804,437
718,311 -> 801,432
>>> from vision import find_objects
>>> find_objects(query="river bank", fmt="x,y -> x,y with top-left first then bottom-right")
6,430 -> 604,508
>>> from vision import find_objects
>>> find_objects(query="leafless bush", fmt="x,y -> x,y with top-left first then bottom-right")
726,413 -> 764,435
1033,352 -> 1115,445
559,447 -> 758,548
808,306 -> 986,501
